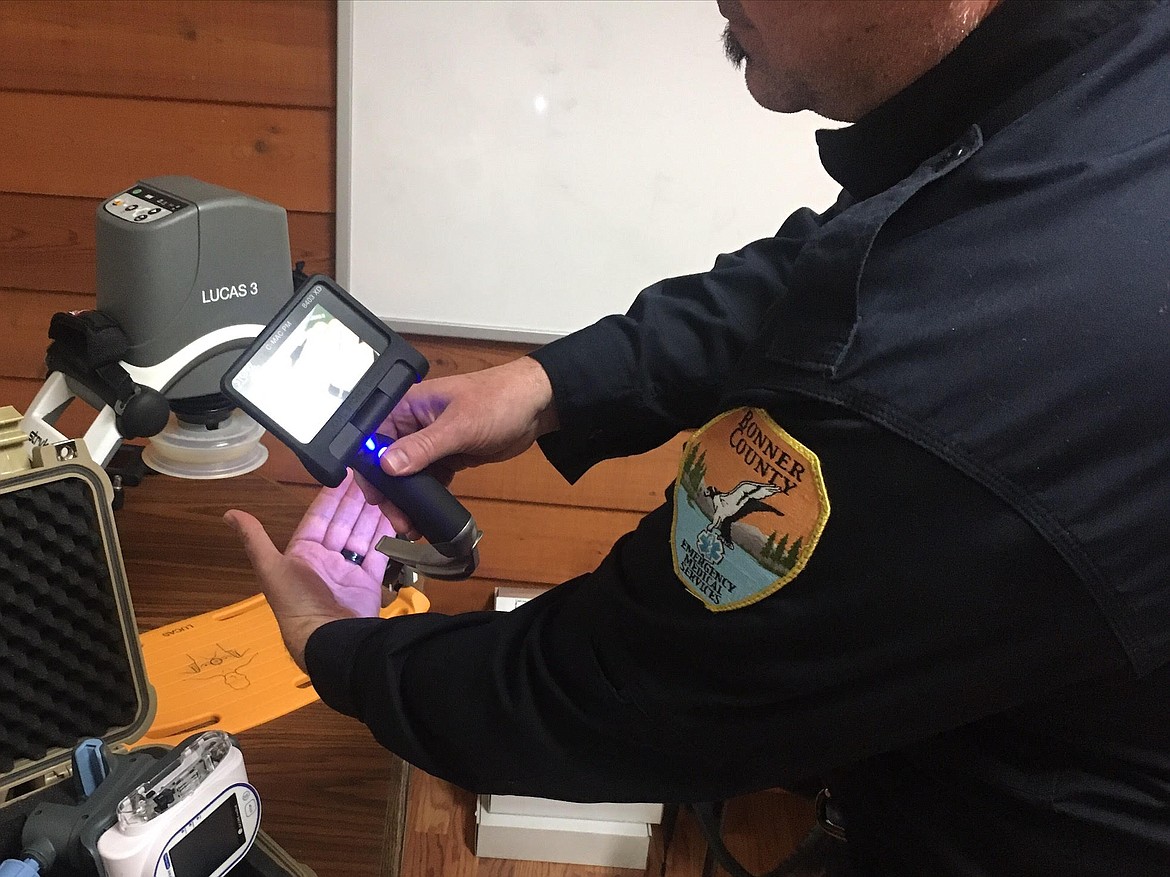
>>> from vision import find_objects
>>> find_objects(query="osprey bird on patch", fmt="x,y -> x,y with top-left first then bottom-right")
701,480 -> 785,545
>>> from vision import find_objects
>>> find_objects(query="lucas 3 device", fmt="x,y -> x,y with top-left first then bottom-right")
21,176 -> 296,478
221,275 -> 480,579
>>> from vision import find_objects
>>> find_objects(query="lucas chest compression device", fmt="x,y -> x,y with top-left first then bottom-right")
21,176 -> 294,478
18,176 -> 479,577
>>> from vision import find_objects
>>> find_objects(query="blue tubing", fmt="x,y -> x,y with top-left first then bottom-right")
0,859 -> 40,877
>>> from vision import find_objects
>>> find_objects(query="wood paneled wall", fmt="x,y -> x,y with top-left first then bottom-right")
0,0 -> 683,609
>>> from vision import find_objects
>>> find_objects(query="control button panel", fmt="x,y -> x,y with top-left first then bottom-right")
102,184 -> 190,224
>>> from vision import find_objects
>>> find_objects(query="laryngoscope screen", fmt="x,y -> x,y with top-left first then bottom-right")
229,301 -> 381,443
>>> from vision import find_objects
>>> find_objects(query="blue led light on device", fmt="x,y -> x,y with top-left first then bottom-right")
363,435 -> 392,459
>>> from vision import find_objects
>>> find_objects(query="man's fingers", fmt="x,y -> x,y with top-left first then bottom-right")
381,422 -> 455,477
224,510 -> 282,575
352,469 -> 419,540
322,476 -> 371,550
292,479 -> 350,543
347,499 -> 387,557
352,469 -> 385,505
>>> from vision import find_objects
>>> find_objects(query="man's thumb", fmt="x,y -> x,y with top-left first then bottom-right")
224,510 -> 280,571
381,428 -> 447,476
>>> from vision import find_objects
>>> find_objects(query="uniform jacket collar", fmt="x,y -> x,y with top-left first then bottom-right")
816,0 -> 1157,201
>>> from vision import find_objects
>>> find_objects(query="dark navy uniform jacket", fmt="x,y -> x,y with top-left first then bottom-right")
306,2 -> 1170,872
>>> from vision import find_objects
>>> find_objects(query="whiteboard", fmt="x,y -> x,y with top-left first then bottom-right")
337,0 -> 841,343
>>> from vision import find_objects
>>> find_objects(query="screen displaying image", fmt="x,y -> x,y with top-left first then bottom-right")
231,301 -> 380,443
167,794 -> 245,877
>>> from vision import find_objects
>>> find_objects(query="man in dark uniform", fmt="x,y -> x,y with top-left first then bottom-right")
227,1 -> 1170,872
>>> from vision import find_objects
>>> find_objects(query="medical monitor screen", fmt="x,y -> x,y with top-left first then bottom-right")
230,297 -> 383,443
167,794 -> 245,877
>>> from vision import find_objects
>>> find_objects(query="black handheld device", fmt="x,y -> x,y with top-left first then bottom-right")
221,275 -> 479,579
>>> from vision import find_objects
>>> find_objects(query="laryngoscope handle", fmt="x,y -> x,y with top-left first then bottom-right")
350,437 -> 473,555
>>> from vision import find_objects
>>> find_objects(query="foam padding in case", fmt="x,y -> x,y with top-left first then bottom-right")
137,586 -> 429,746
0,476 -> 140,775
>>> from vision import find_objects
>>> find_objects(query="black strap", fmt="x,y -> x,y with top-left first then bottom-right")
292,260 -> 311,292
47,309 -> 129,366
44,310 -> 138,407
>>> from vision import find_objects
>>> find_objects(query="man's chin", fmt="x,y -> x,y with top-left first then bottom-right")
743,66 -> 805,114
742,63 -> 777,110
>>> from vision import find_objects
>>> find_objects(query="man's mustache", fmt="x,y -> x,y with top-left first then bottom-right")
723,23 -> 748,68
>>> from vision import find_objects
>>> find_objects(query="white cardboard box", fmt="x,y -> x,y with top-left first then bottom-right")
485,794 -> 663,824
474,797 -> 653,869
493,585 -> 547,612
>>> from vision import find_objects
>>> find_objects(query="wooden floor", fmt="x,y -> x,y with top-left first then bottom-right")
401,769 -> 816,877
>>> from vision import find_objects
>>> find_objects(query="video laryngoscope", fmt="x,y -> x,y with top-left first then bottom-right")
221,275 -> 481,579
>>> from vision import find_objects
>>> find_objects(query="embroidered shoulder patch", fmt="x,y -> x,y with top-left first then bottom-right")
671,407 -> 829,611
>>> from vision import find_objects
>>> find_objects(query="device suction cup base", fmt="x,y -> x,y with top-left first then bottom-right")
141,410 -> 268,480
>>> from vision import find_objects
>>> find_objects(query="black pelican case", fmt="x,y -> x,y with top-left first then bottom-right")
0,406 -> 313,877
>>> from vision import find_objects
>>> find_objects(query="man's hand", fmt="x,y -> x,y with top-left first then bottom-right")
359,355 -> 559,536
224,472 -> 395,671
